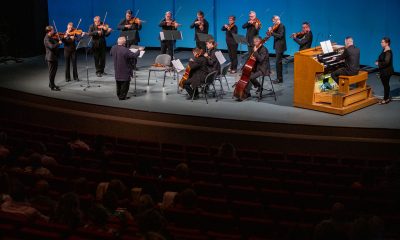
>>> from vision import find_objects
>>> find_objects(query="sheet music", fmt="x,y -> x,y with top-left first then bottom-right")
215,51 -> 226,65
320,40 -> 334,54
171,59 -> 185,72
130,48 -> 146,58
160,32 -> 165,41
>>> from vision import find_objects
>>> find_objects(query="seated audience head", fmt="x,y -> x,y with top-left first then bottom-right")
54,192 -> 81,228
175,162 -> 190,180
176,188 -> 197,209
218,142 -> 237,159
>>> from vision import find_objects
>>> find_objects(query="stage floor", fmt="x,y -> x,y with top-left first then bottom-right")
1,50 -> 399,129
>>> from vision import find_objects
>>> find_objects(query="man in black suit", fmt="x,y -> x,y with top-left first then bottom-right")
159,11 -> 179,58
269,15 -> 286,84
331,37 -> 360,84
190,11 -> 209,51
117,9 -> 142,47
110,37 -> 141,100
88,16 -> 112,77
242,11 -> 261,53
63,22 -> 80,82
184,48 -> 209,99
222,15 -> 238,73
43,26 -> 61,91
291,22 -> 313,51
247,36 -> 270,96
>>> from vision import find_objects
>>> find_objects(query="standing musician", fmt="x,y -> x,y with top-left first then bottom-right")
118,9 -> 142,47
190,11 -> 209,51
159,11 -> 179,58
269,15 -> 286,84
183,48 -> 209,100
204,39 -> 221,74
88,16 -> 112,77
63,22 -> 83,82
118,10 -> 142,71
110,37 -> 141,100
222,16 -> 238,73
331,37 -> 360,84
291,21 -> 313,51
242,11 -> 261,53
44,26 -> 62,91
247,36 -> 270,96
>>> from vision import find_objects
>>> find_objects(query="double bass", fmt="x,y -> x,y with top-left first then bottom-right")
233,24 -> 279,100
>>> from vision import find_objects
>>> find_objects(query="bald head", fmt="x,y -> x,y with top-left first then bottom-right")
118,37 -> 126,46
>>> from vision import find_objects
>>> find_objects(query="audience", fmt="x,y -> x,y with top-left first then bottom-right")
52,192 -> 82,228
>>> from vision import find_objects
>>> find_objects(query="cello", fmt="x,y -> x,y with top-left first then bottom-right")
179,48 -> 203,89
233,24 -> 279,100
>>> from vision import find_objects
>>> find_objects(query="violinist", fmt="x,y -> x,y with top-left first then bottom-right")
204,39 -> 221,74
63,22 -> 82,82
159,11 -> 179,58
242,11 -> 261,53
88,16 -> 112,77
222,16 -> 238,73
183,48 -> 209,100
291,21 -> 313,51
268,15 -> 286,84
247,36 -> 270,97
190,11 -> 209,51
43,26 -> 62,91
117,9 -> 142,47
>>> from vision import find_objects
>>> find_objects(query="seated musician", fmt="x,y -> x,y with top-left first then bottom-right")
204,39 -> 221,74
183,48 -> 209,100
331,37 -> 360,84
247,36 -> 270,96
291,21 -> 313,51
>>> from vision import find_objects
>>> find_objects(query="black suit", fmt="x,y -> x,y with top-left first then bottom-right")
222,24 -> 238,70
62,35 -> 79,81
249,45 -> 270,89
44,35 -> 60,88
206,48 -> 221,74
184,56 -> 209,97
377,49 -> 394,100
294,31 -> 313,51
88,23 -> 111,74
117,18 -> 142,47
242,22 -> 260,52
331,45 -> 360,83
159,19 -> 177,58
190,19 -> 209,50
110,45 -> 140,100
271,24 -> 286,82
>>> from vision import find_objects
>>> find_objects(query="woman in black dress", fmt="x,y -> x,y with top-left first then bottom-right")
375,37 -> 394,104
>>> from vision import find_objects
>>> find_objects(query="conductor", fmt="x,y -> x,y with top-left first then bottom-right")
110,37 -> 142,100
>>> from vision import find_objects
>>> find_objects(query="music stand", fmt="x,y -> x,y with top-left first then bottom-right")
76,35 -> 101,91
197,33 -> 214,43
232,33 -> 248,68
161,30 -> 183,85
120,30 -> 137,47
129,46 -> 147,97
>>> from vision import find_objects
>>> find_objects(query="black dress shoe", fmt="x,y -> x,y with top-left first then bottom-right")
66,79 -> 71,82
119,96 -> 130,100
96,73 -> 102,77
102,72 -> 108,75
50,86 -> 61,91
272,80 -> 283,84
255,87 -> 262,94
74,78 -> 80,81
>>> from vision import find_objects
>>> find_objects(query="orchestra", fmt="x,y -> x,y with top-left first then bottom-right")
43,8 -> 389,106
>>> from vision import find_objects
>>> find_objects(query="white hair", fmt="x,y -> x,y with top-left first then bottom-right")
166,11 -> 172,15
118,37 -> 126,46
249,11 -> 256,16
94,16 -> 100,21
273,15 -> 280,20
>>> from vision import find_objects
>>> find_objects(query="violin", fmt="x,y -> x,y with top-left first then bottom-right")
267,23 -> 280,36
97,23 -> 109,30
165,20 -> 181,28
67,28 -> 83,36
291,31 -> 306,39
128,17 -> 146,25
51,32 -> 65,40
249,18 -> 262,28
226,23 -> 235,31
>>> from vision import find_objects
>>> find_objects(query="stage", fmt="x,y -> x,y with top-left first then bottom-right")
0,49 -> 399,130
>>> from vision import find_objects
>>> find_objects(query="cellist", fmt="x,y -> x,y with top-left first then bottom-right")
243,36 -> 270,99
183,48 -> 209,100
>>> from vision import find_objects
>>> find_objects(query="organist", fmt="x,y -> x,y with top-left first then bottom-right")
331,37 -> 360,84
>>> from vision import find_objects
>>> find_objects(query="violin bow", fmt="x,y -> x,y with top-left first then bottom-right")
102,11 -> 108,26
76,18 -> 82,29
52,19 -> 61,41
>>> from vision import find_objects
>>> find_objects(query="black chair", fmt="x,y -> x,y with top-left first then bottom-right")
258,74 -> 277,102
192,71 -> 219,104
215,63 -> 231,95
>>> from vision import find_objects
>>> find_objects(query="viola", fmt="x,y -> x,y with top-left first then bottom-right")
97,23 -> 109,30
233,35 -> 269,100
128,17 -> 145,25
291,31 -> 306,39
68,28 -> 83,36
226,23 -> 235,31
165,20 -> 181,28
51,32 -> 65,40
249,18 -> 262,28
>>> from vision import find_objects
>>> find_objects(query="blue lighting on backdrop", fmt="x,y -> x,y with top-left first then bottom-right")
48,0 -> 399,70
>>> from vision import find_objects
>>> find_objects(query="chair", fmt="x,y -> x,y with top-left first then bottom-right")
147,54 -> 172,87
192,71 -> 219,103
215,63 -> 231,94
258,74 -> 277,101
